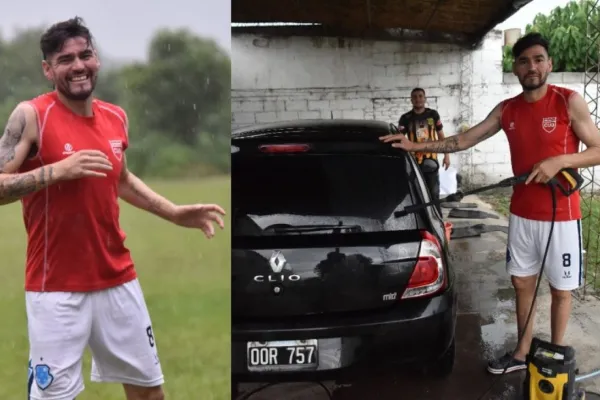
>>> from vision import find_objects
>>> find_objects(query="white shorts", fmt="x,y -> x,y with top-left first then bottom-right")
506,214 -> 583,291
26,279 -> 164,400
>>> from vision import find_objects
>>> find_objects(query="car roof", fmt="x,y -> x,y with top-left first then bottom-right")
231,119 -> 395,142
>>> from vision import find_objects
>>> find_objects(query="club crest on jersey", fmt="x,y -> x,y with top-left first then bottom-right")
542,117 -> 557,133
109,140 -> 123,161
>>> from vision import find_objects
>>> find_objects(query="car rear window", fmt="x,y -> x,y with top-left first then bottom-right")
232,153 -> 420,236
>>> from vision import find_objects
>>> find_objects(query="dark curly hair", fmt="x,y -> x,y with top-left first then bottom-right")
512,32 -> 550,59
40,16 -> 94,60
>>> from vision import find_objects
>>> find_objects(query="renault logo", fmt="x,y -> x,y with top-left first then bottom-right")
269,251 -> 286,273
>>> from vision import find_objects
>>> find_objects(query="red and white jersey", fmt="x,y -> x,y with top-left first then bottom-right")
18,91 -> 137,292
501,84 -> 581,222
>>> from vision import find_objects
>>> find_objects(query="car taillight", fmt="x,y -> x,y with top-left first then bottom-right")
258,144 -> 310,153
401,230 -> 447,299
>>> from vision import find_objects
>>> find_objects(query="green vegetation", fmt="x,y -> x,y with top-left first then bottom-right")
502,0 -> 600,72
0,177 -> 231,399
481,189 -> 600,290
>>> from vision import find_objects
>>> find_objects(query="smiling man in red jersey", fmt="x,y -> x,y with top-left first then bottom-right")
0,17 -> 226,400
379,32 -> 600,376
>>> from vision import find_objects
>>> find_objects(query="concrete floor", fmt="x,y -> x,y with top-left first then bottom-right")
236,196 -> 600,400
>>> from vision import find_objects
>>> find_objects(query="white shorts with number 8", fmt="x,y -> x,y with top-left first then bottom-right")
506,213 -> 583,291
26,278 -> 164,400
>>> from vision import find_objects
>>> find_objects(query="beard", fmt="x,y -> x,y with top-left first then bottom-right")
56,74 -> 97,101
519,72 -> 548,91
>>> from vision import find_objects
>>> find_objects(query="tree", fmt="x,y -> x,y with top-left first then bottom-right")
118,28 -> 231,176
502,0 -> 600,72
0,28 -> 51,105
120,29 -> 230,146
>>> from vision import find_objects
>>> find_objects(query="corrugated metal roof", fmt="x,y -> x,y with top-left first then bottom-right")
232,0 -> 533,47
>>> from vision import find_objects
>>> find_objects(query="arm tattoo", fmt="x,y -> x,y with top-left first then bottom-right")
119,157 -> 163,213
419,136 -> 461,153
0,166 -> 54,201
131,182 -> 165,213
419,129 -> 497,153
480,130 -> 497,141
0,107 -> 27,172
120,171 -> 175,219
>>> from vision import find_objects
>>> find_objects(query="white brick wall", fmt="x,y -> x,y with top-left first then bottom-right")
232,30 -> 600,188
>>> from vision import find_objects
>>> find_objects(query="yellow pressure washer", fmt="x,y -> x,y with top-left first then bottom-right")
523,338 -> 578,400
522,335 -> 600,400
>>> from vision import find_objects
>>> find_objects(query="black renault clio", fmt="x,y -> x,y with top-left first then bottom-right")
231,119 -> 457,388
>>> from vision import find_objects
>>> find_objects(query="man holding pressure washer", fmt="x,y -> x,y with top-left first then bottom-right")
380,32 -> 600,377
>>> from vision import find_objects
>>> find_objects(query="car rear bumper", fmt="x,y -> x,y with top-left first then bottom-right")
232,288 -> 457,382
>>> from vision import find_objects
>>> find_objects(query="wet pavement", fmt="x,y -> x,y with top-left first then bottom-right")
235,200 -> 600,400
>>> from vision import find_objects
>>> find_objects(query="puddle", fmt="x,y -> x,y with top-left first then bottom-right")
495,287 -> 515,302
477,288 -> 519,357
452,240 -> 472,253
480,309 -> 518,357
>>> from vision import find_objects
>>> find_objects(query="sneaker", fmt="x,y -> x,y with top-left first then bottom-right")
487,352 -> 527,374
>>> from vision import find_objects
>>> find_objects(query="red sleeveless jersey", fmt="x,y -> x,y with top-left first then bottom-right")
18,91 -> 137,292
501,84 -> 581,222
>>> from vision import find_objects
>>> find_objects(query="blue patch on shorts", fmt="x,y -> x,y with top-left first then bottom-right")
34,364 -> 54,391
506,248 -> 512,263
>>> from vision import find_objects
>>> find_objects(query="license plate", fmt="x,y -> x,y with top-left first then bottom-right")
246,339 -> 318,372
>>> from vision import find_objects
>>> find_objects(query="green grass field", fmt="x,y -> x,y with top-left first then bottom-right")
481,189 -> 600,291
0,176 -> 231,400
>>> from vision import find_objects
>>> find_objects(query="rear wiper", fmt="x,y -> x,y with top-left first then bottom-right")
270,224 -> 364,234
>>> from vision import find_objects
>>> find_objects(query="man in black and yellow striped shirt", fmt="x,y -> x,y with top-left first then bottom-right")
398,88 -> 450,214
